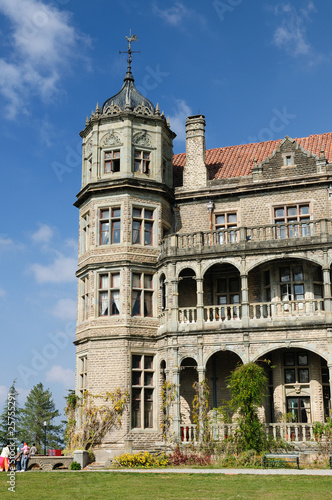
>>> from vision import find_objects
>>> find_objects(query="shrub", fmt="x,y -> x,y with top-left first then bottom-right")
113,451 -> 168,468
70,461 -> 81,470
167,446 -> 212,466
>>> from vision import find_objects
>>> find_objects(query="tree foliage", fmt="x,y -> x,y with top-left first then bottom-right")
0,380 -> 20,445
18,383 -> 63,452
65,388 -> 129,451
227,362 -> 268,452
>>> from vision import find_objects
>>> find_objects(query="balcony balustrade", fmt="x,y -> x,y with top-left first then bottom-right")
159,219 -> 332,259
180,422 -> 315,444
174,299 -> 325,327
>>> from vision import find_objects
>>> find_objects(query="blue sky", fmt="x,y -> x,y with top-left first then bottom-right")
1,0 -> 332,421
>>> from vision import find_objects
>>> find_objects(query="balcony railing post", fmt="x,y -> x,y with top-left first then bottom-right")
196,275 -> 204,328
239,227 -> 247,242
241,273 -> 249,327
320,219 -> 328,241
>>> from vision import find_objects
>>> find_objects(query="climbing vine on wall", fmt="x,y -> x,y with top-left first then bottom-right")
192,380 -> 210,442
160,380 -> 176,440
64,388 -> 129,451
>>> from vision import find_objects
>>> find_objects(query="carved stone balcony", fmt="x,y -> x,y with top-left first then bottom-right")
180,422 -> 315,444
159,219 -> 332,260
159,298 -> 328,333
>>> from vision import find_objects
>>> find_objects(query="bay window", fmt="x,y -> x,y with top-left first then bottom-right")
132,207 -> 154,245
98,272 -> 121,316
104,150 -> 120,173
132,272 -> 153,317
99,208 -> 121,245
134,150 -> 150,174
131,354 -> 154,428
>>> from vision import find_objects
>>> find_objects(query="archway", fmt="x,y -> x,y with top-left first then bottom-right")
205,350 -> 243,411
256,347 -> 330,425
180,357 -> 198,426
203,264 -> 241,321
248,258 -> 324,319
178,268 -> 197,323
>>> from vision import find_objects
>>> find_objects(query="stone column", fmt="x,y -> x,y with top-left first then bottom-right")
241,272 -> 249,327
197,366 -> 207,443
170,263 -> 179,332
172,345 -> 181,442
196,261 -> 204,328
323,251 -> 331,314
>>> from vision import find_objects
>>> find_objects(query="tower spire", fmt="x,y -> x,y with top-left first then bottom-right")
119,30 -> 140,80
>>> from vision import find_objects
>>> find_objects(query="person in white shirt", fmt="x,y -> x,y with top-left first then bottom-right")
0,444 -> 10,471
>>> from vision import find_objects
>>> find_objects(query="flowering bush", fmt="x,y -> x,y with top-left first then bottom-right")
167,446 -> 212,466
113,451 -> 168,468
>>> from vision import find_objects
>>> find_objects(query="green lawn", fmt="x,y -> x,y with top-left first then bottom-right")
0,471 -> 331,500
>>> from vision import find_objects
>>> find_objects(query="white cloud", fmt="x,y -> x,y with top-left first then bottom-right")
0,235 -> 23,252
46,365 -> 75,388
169,98 -> 192,143
153,2 -> 205,28
52,298 -> 76,321
0,287 -> 6,297
0,0 -> 91,118
272,2 -> 316,57
31,223 -> 54,244
29,254 -> 76,283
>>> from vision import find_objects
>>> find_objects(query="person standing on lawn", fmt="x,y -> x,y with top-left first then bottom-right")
21,443 -> 30,472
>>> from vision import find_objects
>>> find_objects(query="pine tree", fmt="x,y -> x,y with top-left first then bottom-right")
0,380 -> 20,446
18,383 -> 64,454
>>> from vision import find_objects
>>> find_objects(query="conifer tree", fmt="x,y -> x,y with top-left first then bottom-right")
18,383 -> 64,453
0,380 -> 20,446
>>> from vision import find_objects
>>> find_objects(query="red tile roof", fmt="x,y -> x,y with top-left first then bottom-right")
173,132 -> 332,187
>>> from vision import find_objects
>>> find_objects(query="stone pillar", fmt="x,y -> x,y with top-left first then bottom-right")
73,450 -> 89,469
323,258 -> 332,314
183,115 -> 207,189
196,261 -> 204,327
170,263 -> 179,331
241,272 -> 249,327
172,345 -> 181,442
197,367 -> 207,443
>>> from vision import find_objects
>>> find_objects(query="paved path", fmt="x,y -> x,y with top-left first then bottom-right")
86,468 -> 332,475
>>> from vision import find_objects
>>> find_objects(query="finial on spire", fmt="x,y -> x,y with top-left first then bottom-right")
119,30 -> 140,77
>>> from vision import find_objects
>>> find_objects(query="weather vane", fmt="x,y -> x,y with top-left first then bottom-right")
119,30 -> 140,70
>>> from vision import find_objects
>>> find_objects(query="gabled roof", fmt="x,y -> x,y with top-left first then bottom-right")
173,132 -> 332,187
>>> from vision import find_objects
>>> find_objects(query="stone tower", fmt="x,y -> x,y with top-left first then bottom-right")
74,36 -> 176,458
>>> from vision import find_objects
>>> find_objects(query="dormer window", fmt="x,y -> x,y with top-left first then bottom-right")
134,150 -> 150,174
105,150 -> 120,173
282,152 -> 295,166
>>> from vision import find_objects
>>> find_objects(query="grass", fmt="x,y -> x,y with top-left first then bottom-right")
1,471 -> 332,500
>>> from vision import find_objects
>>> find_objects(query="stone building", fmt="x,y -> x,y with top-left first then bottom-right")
75,41 -> 332,458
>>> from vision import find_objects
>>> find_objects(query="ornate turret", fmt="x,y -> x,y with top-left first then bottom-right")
78,33 -> 175,191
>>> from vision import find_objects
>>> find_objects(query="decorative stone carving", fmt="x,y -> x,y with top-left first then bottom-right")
133,130 -> 152,148
104,102 -> 122,115
100,131 -> 122,147
133,104 -> 153,116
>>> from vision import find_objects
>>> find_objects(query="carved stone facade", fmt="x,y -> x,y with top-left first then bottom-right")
75,61 -> 332,459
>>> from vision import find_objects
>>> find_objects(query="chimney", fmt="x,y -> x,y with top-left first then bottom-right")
183,115 -> 207,189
